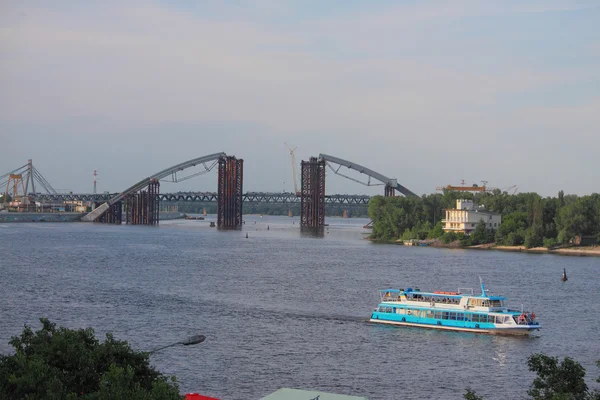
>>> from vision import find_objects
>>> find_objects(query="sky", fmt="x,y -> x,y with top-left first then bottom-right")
1,0 -> 599,196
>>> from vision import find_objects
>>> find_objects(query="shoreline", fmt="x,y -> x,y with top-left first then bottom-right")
375,238 -> 600,257
470,244 -> 600,257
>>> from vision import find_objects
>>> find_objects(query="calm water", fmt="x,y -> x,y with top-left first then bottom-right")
1,216 -> 599,400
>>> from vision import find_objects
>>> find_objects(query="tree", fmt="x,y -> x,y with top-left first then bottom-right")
527,353 -> 588,400
0,319 -> 183,399
463,354 -> 600,400
427,222 -> 445,239
463,389 -> 484,400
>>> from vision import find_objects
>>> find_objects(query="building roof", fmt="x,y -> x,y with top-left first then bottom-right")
443,208 -> 501,215
260,388 -> 368,400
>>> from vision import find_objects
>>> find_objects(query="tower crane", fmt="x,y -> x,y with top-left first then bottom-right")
284,143 -> 300,196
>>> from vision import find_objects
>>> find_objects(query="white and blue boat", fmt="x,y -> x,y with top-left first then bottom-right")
370,280 -> 540,335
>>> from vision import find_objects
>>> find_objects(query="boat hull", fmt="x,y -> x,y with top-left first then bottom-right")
369,318 -> 538,336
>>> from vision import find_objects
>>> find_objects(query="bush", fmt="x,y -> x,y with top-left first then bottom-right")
524,229 -> 543,249
442,231 -> 457,244
427,222 -> 445,239
0,319 -> 183,399
543,237 -> 558,249
505,230 -> 526,246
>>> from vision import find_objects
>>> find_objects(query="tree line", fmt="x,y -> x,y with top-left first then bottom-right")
368,190 -> 600,248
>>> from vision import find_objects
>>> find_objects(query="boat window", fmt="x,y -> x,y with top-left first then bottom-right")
490,300 -> 503,307
434,311 -> 442,319
426,310 -> 434,318
503,316 -> 512,324
467,299 -> 476,306
479,315 -> 488,323
385,307 -> 393,313
449,312 -> 457,320
442,312 -> 450,320
457,313 -> 464,321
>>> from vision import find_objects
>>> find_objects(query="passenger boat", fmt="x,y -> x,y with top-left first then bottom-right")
369,280 -> 540,335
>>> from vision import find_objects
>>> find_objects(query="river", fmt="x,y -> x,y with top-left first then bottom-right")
0,216 -> 598,399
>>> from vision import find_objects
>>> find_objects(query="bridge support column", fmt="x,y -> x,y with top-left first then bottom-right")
384,185 -> 395,197
124,179 -> 160,226
217,156 -> 243,229
97,201 -> 122,224
300,157 -> 326,229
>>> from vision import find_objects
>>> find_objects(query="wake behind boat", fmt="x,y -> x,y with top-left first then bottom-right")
370,280 -> 540,335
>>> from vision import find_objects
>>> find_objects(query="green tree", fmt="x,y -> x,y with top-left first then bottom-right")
442,231 -> 458,244
427,222 -> 445,239
0,319 -> 183,399
496,211 -> 528,245
469,219 -> 491,246
555,196 -> 597,244
527,353 -> 588,400
463,388 -> 484,400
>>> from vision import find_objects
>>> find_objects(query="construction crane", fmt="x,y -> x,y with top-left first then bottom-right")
503,185 -> 519,195
284,142 -> 300,196
436,179 -> 487,192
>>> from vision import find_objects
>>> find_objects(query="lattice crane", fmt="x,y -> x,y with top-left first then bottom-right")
285,143 -> 300,196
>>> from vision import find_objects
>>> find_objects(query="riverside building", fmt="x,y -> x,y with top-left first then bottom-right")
442,199 -> 501,234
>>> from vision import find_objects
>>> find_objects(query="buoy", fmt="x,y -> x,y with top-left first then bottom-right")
245,232 -> 248,239
267,225 -> 269,230
561,268 -> 568,282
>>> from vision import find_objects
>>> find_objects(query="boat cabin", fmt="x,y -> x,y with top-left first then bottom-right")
379,288 -> 508,311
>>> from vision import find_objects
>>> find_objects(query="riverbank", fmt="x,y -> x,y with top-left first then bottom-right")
475,244 -> 600,257
383,237 -> 600,257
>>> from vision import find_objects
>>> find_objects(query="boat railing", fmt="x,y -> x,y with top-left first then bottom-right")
380,292 -> 400,302
458,288 -> 474,295
512,311 -> 539,325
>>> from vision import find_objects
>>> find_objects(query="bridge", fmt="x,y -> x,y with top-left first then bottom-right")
31,191 -> 371,206
5,152 -> 415,228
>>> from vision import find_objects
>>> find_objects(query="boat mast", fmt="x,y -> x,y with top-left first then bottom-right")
479,276 -> 487,296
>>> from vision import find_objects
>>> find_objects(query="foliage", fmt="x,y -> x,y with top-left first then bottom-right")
527,353 -> 588,400
543,237 -> 558,249
368,191 -> 600,247
0,319 -> 183,400
495,211 -> 528,245
463,388 -> 484,400
427,222 -> 445,239
465,219 -> 496,246
442,231 -> 457,244
464,354 -> 600,400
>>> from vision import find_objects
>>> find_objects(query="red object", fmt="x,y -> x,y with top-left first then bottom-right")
185,393 -> 220,400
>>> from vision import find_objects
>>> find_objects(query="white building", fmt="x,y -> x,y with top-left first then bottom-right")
442,199 -> 501,234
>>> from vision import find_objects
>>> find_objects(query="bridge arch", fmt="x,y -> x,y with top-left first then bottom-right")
318,153 -> 416,197
82,152 -> 226,222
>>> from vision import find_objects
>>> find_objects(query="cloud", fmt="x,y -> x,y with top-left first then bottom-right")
0,0 -> 598,195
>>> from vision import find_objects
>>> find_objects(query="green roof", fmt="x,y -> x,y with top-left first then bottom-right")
260,388 -> 368,400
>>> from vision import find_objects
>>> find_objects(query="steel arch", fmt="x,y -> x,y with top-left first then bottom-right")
318,153 -> 416,197
82,152 -> 226,221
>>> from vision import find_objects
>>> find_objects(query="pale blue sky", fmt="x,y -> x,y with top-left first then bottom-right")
1,1 -> 598,196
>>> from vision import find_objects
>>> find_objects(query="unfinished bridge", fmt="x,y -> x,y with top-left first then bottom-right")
14,153 -> 416,229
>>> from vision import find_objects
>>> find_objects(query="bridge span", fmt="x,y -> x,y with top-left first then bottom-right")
13,152 -> 414,227
32,191 -> 371,206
